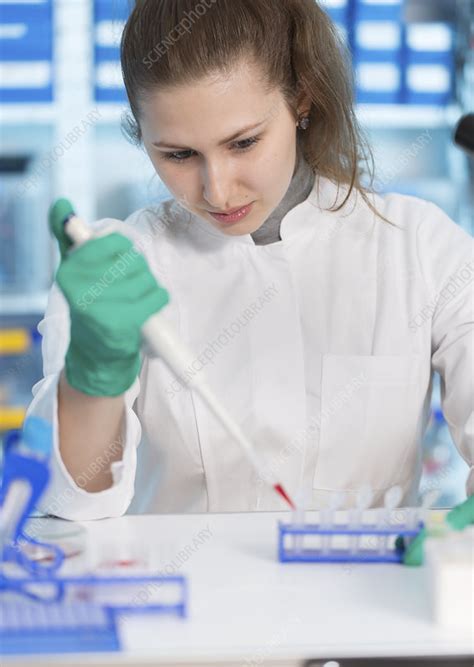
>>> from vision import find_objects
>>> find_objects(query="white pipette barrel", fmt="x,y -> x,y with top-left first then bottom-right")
62,214 -> 295,509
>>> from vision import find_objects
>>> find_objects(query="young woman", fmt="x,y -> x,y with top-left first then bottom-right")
29,0 -> 473,519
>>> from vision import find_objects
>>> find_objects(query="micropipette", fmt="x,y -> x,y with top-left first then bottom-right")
50,199 -> 296,510
377,485 -> 403,555
0,418 -> 52,549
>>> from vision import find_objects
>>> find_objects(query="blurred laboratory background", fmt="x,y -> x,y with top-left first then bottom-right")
0,0 -> 473,507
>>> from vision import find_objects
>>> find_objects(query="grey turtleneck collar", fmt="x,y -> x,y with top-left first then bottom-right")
250,144 -> 315,246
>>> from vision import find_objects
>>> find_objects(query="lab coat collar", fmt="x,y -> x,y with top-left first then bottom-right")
183,175 -> 376,247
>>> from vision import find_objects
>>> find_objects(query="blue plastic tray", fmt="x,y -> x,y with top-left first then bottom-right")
0,573 -> 187,655
278,521 -> 423,563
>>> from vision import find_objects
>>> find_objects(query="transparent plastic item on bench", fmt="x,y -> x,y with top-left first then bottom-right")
22,519 -> 86,560
349,484 -> 374,555
425,525 -> 474,631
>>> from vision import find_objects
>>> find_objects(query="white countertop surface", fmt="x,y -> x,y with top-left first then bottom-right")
3,510 -> 473,665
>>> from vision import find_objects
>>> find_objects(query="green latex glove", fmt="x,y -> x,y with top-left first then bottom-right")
401,495 -> 474,566
445,493 -> 474,530
49,199 -> 170,396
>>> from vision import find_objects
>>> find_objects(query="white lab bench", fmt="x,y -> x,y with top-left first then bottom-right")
3,511 -> 473,666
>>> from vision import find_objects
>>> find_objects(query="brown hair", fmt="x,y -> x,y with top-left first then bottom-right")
120,0 -> 380,216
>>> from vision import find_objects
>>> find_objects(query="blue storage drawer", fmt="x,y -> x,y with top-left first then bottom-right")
0,0 -> 53,61
0,0 -> 52,24
404,62 -> 453,106
324,8 -> 348,25
95,87 -> 128,103
0,58 -> 53,102
355,59 -> 403,104
403,22 -> 454,105
318,1 -> 350,44
94,0 -> 129,102
319,1 -> 349,23
353,19 -> 403,61
0,1 -> 53,104
0,85 -> 53,104
95,58 -> 127,103
94,0 -> 129,54
354,0 -> 403,22
0,23 -> 52,61
356,90 -> 403,104
405,23 -> 454,64
319,2 -> 349,23
95,44 -> 120,62
95,0 -> 131,23
95,20 -> 126,60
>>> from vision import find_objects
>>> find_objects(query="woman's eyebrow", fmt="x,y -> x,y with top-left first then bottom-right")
152,119 -> 267,150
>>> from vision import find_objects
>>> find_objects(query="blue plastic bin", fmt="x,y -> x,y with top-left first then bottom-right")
0,0 -> 53,103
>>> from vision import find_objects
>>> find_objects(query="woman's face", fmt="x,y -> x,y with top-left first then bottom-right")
140,59 -> 305,237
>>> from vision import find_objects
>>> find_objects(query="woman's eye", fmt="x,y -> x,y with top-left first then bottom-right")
162,135 -> 261,163
164,150 -> 194,162
234,136 -> 260,151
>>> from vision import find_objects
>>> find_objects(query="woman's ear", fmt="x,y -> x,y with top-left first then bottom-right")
296,94 -> 312,119
295,76 -> 312,115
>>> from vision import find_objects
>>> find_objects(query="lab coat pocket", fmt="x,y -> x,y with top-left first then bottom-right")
313,354 -> 422,491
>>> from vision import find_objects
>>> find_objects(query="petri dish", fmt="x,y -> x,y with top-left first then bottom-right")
22,518 -> 86,561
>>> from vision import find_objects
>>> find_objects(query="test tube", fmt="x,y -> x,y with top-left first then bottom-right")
292,506 -> 306,555
406,489 -> 440,530
349,484 -> 373,555
321,491 -> 345,555
378,485 -> 403,555
292,489 -> 308,555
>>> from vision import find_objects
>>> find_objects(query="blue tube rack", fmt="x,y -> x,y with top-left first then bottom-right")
278,520 -> 423,563
0,416 -> 189,656
0,573 -> 187,655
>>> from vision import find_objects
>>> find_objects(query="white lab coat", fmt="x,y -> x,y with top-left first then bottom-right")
28,176 -> 474,519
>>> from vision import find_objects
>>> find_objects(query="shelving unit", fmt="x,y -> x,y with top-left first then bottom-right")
0,7 -> 469,418
0,1 -> 469,262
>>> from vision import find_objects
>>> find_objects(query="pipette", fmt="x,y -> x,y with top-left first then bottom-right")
377,485 -> 403,555
49,199 -> 296,511
349,484 -> 373,555
0,417 -> 52,550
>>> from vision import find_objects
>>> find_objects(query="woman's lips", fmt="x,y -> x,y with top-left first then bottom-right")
208,203 -> 254,224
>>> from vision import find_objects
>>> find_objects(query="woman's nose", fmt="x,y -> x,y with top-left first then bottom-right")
202,162 -> 233,211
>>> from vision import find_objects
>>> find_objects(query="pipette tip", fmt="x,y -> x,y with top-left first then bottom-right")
274,483 -> 296,510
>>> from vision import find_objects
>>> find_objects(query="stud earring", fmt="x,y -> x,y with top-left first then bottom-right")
297,115 -> 310,130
